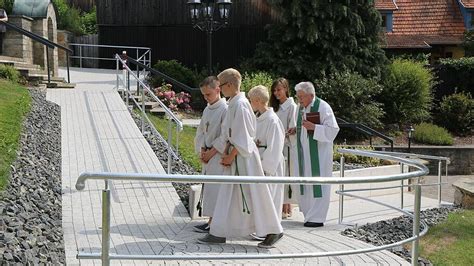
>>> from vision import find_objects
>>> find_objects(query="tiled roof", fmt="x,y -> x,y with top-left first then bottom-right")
460,0 -> 474,8
383,0 -> 466,48
375,0 -> 398,11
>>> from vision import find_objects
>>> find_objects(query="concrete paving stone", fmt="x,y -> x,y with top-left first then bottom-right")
48,68 -> 451,265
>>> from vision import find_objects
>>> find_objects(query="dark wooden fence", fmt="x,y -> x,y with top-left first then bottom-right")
96,0 -> 278,69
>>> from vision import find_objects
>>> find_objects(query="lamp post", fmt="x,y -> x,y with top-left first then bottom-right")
187,0 -> 232,75
407,125 -> 415,153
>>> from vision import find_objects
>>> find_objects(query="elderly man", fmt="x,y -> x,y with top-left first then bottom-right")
294,82 -> 339,227
0,9 -> 7,54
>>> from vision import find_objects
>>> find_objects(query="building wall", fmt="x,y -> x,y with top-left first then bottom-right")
3,16 -> 34,64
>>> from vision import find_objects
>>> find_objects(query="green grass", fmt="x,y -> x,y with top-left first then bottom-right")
418,210 -> 474,265
0,79 -> 31,190
147,114 -> 201,172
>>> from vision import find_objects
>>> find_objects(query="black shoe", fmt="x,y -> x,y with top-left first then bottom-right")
197,234 -> 226,244
257,233 -> 283,249
193,223 -> 210,233
304,222 -> 324,227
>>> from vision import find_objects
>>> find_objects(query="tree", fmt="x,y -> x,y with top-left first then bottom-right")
245,0 -> 387,81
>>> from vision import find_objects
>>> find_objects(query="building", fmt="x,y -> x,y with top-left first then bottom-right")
375,0 -> 474,62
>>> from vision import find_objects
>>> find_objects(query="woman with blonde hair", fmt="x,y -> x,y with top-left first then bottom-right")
270,78 -> 298,219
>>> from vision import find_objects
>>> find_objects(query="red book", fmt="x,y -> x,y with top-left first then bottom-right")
305,112 -> 320,135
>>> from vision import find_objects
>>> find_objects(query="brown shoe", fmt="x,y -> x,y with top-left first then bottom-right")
257,233 -> 283,249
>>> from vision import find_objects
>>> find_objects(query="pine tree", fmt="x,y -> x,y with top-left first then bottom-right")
247,0 -> 387,81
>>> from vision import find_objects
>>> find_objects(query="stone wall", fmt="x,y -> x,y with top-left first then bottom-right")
375,146 -> 474,175
57,30 -> 73,67
3,16 -> 34,64
32,4 -> 59,76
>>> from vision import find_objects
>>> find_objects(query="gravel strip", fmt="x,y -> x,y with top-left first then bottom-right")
342,206 -> 460,265
0,88 -> 64,264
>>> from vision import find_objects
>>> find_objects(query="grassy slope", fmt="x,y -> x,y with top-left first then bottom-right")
0,79 -> 31,190
419,210 -> 474,265
147,114 -> 201,172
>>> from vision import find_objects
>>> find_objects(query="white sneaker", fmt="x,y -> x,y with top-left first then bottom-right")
250,233 -> 266,241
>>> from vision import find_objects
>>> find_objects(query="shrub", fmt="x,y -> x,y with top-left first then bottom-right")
240,71 -> 274,93
0,0 -> 14,13
80,6 -> 98,35
53,0 -> 83,35
154,84 -> 192,112
316,72 -> 384,128
0,64 -> 20,83
413,123 -> 453,145
436,92 -> 473,135
380,59 -> 434,127
434,57 -> 474,100
150,60 -> 198,88
333,145 -> 386,166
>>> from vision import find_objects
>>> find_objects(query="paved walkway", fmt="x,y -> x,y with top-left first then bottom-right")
47,67 -> 448,265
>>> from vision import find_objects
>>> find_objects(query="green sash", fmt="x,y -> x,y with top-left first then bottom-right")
297,98 -> 322,198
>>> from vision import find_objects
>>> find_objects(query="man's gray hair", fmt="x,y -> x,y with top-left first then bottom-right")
294,82 -> 315,95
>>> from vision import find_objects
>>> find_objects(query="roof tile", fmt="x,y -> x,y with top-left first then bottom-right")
382,0 -> 466,48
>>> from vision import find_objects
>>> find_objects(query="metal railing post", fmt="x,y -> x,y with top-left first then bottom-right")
101,188 -> 111,266
141,84 -> 145,133
411,182 -> 421,266
126,71 -> 130,107
176,124 -> 179,155
438,160 -> 442,206
400,163 -> 404,209
338,155 -> 345,224
167,118 -> 172,174
149,49 -> 152,67
79,46 -> 83,68
46,47 -> 51,85
66,52 -> 71,83
116,58 -> 119,91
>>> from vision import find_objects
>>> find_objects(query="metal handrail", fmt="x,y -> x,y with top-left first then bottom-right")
75,149 -> 428,266
337,118 -> 394,151
69,43 -> 152,68
115,54 -> 182,174
372,150 -> 450,207
1,20 -> 72,83
126,57 -> 201,97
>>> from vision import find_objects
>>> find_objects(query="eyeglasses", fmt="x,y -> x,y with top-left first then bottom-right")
219,82 -> 229,88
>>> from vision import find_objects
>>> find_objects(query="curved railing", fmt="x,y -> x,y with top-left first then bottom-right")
75,149 -> 429,265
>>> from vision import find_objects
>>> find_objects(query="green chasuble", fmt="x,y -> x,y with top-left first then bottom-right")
297,98 -> 322,198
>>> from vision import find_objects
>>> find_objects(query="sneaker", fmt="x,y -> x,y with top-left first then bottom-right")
197,234 -> 226,244
193,223 -> 210,233
250,233 -> 266,241
258,233 -> 283,249
303,222 -> 324,227
282,212 -> 289,219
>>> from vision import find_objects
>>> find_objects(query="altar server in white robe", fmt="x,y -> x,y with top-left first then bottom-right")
270,78 -> 298,219
197,68 -> 283,249
294,81 -> 339,227
248,85 -> 285,219
193,76 -> 228,233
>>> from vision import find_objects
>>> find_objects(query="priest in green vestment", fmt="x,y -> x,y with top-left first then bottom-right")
294,82 -> 339,227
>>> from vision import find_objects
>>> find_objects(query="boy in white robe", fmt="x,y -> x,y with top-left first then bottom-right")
248,85 -> 286,241
294,82 -> 339,227
270,78 -> 298,218
197,69 -> 283,249
249,85 -> 285,218
193,76 -> 228,233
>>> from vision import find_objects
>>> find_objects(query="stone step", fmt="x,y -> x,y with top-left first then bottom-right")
44,82 -> 76,89
150,107 -> 166,116
28,74 -> 65,82
0,55 -> 24,62
136,101 -> 159,110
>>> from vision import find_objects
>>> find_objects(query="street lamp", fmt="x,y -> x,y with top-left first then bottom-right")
187,0 -> 232,75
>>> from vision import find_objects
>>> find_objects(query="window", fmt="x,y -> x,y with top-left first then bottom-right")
382,14 -> 387,30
